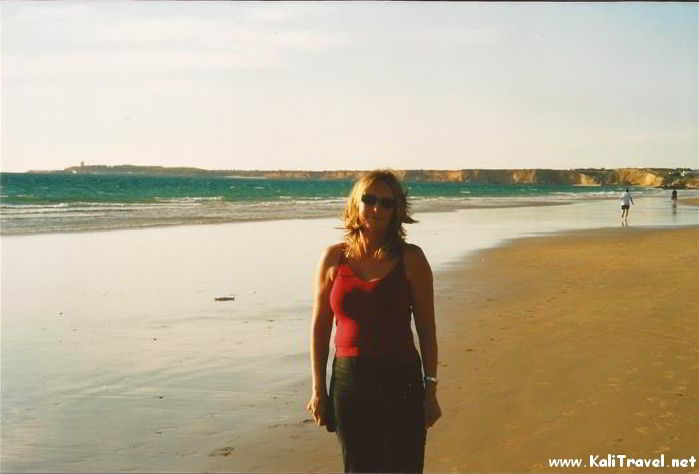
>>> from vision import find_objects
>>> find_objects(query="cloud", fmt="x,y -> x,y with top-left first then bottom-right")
3,3 -> 496,82
9,2 -> 92,21
98,17 -> 342,51
244,6 -> 301,24
3,12 -> 346,81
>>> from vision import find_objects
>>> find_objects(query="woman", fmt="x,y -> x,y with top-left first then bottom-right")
307,170 -> 441,473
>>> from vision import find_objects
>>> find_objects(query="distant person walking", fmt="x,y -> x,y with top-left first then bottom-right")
620,188 -> 634,220
671,187 -> 678,204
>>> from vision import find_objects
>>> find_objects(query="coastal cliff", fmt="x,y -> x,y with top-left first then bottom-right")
31,165 -> 699,188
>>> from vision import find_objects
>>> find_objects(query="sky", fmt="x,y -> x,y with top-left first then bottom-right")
1,2 -> 697,173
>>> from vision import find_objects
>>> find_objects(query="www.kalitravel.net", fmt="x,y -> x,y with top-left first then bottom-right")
549,454 -> 697,469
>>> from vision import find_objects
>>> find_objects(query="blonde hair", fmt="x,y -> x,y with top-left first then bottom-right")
342,169 -> 416,259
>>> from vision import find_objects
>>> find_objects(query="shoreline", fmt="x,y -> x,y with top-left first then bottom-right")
0,199 -> 591,238
210,225 -> 698,472
4,190 -> 697,237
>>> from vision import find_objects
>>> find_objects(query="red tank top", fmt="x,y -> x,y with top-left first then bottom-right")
329,250 -> 419,361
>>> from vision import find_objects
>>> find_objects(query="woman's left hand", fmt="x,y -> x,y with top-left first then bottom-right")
423,392 -> 441,428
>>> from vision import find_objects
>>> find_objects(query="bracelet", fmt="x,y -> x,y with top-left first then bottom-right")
424,375 -> 438,385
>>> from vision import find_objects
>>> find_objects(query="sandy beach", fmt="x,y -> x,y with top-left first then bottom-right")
429,226 -> 698,472
2,199 -> 697,473
210,225 -> 698,472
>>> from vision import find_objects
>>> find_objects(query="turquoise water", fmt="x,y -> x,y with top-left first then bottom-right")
0,172 -> 673,234
1,173 -> 354,204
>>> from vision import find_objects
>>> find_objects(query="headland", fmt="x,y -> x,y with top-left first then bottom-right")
23,165 -> 699,189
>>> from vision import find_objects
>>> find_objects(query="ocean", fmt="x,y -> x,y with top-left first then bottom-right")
0,172 -> 671,235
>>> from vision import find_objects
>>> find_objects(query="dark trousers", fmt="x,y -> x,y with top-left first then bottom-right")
329,357 -> 426,473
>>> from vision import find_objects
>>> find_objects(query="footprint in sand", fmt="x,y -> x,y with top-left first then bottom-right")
574,397 -> 599,407
653,445 -> 671,454
646,396 -> 670,408
496,439 -> 517,449
532,426 -> 551,435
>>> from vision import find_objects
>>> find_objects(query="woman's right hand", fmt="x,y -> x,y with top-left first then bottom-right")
307,392 -> 329,426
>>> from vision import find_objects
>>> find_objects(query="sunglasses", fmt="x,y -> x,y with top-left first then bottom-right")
361,194 -> 397,209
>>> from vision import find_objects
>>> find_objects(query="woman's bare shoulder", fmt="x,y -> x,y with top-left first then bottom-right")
403,243 -> 431,275
323,242 -> 345,257
318,243 -> 345,267
403,243 -> 427,261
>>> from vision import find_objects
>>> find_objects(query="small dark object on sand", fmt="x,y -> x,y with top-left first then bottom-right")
210,446 -> 234,457
215,296 -> 235,302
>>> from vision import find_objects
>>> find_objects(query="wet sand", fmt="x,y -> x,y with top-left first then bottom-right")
212,226 -> 698,472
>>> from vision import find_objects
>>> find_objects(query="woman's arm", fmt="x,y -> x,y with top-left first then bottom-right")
307,245 -> 340,426
405,244 -> 442,428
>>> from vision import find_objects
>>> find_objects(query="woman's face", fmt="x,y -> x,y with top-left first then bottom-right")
358,180 -> 396,233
